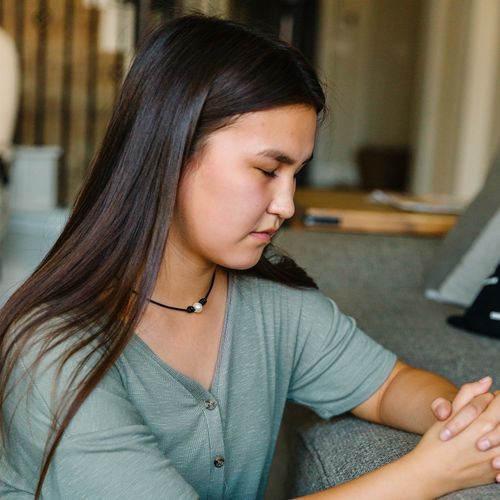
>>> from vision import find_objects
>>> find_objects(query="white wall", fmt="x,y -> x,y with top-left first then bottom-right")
311,0 -> 422,187
312,0 -> 499,197
410,0 -> 500,201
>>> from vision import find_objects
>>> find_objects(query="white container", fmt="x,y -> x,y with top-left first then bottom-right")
10,145 -> 62,211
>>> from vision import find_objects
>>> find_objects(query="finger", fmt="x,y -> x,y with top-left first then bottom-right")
431,397 -> 452,420
492,455 -> 500,484
440,392 -> 494,441
477,422 -> 500,451
451,376 -> 493,413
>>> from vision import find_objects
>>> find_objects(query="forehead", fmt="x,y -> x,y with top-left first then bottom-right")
205,105 -> 317,159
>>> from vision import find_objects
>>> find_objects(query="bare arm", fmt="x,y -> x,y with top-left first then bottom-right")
353,360 -> 495,439
352,360 -> 458,434
291,451 -> 432,499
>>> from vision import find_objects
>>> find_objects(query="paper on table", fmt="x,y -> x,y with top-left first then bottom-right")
368,190 -> 466,214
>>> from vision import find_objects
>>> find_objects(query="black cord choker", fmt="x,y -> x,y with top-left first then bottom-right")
146,270 -> 216,314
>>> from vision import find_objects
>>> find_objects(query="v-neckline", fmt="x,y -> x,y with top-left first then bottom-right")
130,273 -> 235,396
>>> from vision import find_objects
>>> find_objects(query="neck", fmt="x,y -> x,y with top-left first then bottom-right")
151,239 -> 220,308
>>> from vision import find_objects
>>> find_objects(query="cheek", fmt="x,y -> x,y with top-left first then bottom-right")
175,172 -> 271,268
196,171 -> 268,231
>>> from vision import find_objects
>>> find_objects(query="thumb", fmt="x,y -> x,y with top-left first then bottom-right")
452,376 -> 493,413
431,397 -> 452,420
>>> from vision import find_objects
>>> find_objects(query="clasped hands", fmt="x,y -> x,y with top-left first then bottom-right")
430,376 -> 500,481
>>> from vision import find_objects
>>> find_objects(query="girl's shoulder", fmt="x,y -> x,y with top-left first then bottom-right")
232,272 -> 330,313
4,309 -> 123,412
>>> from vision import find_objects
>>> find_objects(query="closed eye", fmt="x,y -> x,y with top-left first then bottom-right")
259,169 -> 277,178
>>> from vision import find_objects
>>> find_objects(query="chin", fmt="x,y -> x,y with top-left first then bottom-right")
218,251 -> 264,271
224,259 -> 261,271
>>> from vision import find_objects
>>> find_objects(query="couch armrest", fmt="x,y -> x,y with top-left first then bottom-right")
286,415 -> 500,499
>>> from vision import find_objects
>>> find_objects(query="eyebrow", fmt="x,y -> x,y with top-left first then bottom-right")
257,149 -> 314,166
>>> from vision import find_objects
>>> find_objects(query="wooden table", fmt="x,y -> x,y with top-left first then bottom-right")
291,189 -> 459,237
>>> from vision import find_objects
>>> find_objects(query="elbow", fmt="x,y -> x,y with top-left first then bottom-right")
376,361 -> 414,425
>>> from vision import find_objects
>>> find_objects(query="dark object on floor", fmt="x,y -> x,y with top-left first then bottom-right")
0,157 -> 9,185
448,262 -> 500,338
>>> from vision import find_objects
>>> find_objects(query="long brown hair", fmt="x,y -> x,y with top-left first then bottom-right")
0,14 -> 324,498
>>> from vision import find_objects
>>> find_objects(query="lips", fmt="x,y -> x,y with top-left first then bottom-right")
256,228 -> 277,236
251,232 -> 272,242
250,228 -> 278,243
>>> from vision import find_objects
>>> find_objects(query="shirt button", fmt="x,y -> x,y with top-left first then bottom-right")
204,399 -> 217,410
214,455 -> 225,468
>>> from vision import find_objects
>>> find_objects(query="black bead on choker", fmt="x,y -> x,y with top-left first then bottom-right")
146,270 -> 216,314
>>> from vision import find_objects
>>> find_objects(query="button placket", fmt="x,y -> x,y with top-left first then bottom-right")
205,400 -> 225,468
201,394 -> 225,497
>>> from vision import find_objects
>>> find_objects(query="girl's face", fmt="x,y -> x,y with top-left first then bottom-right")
169,104 -> 317,270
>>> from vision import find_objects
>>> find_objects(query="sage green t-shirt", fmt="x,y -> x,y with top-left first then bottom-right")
1,274 -> 397,499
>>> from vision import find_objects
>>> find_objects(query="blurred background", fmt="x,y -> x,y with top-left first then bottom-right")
0,0 -> 499,303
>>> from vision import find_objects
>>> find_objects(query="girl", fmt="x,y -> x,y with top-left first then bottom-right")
1,14 -> 500,500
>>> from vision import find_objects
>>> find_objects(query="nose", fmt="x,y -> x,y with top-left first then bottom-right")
267,177 -> 296,220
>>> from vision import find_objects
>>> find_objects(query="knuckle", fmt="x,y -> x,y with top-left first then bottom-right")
461,382 -> 474,393
481,420 -> 497,434
447,417 -> 463,433
466,403 -> 480,416
487,432 -> 500,446
485,392 -> 495,403
474,396 -> 490,411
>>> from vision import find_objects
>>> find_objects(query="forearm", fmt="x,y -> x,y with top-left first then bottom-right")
291,451 -> 437,500
379,365 -> 458,434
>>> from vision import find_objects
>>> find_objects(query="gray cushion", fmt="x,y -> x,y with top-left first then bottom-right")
287,416 -> 500,499
286,416 -> 418,497
275,230 -> 440,292
330,288 -> 500,385
425,154 -> 500,307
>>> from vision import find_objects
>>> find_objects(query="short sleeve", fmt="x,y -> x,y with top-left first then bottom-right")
287,289 -> 397,419
2,325 -> 200,500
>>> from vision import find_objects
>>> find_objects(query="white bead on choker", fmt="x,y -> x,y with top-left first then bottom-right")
145,270 -> 216,313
